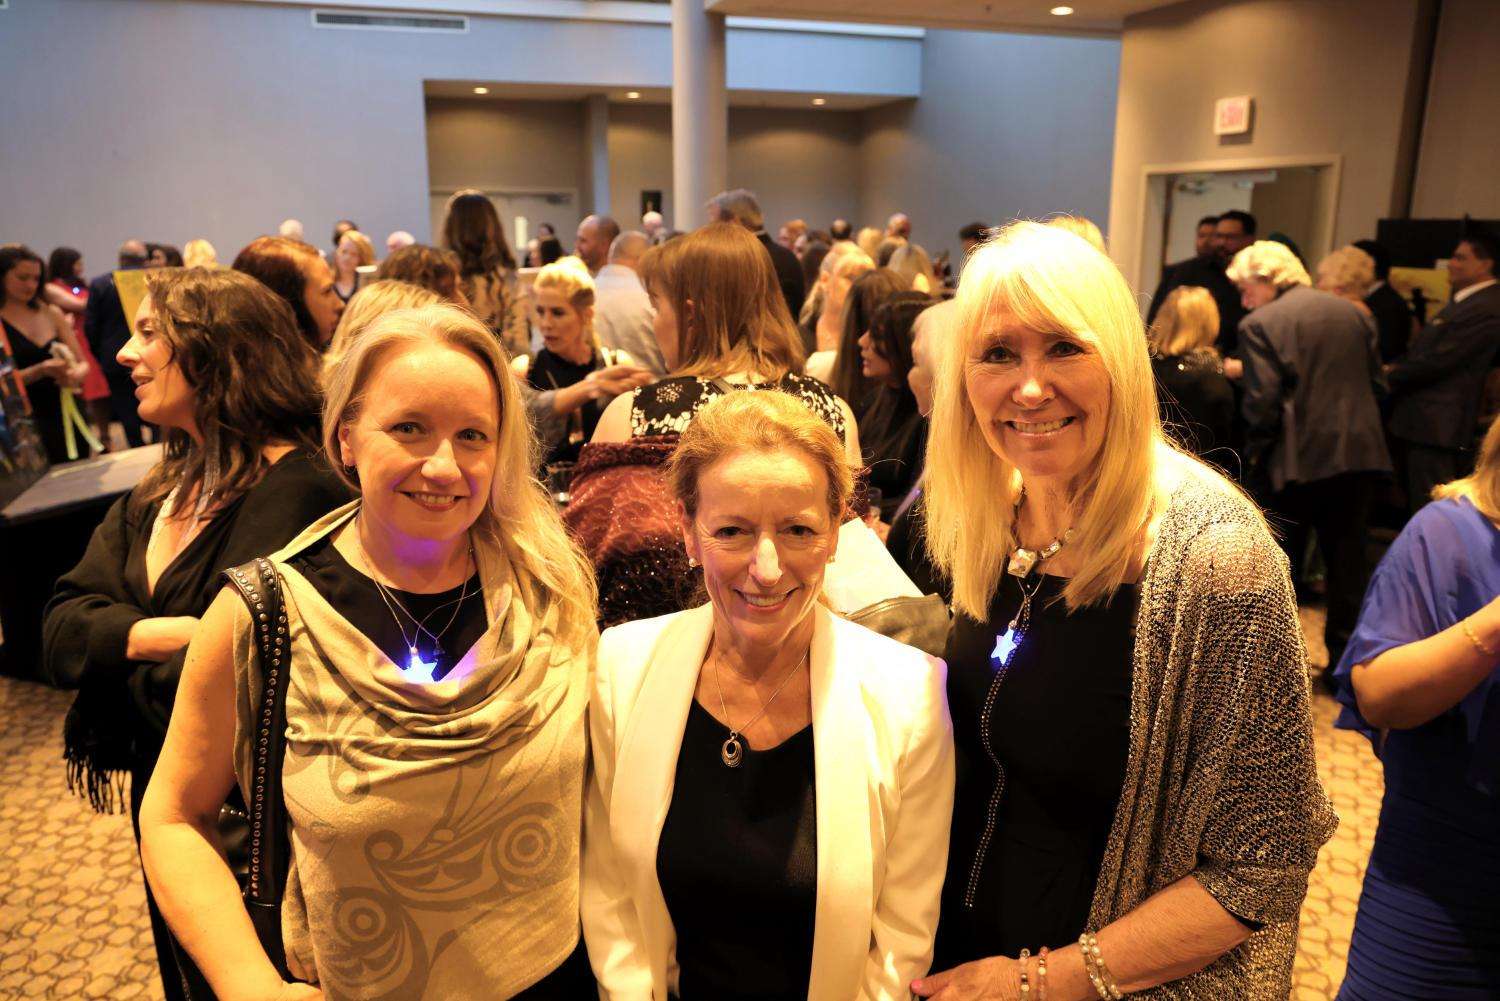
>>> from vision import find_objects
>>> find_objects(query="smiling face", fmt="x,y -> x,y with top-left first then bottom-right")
119,295 -> 198,435
682,448 -> 838,655
534,286 -> 590,358
338,341 -> 499,547
302,253 -> 344,347
965,310 -> 1112,489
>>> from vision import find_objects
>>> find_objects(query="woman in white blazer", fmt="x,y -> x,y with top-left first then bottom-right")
582,389 -> 954,1001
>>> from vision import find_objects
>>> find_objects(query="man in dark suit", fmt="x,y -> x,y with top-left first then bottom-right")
708,188 -> 805,321
1353,238 -> 1416,362
1148,210 -> 1255,355
1236,263 -> 1391,671
1387,230 -> 1500,513
84,240 -> 148,447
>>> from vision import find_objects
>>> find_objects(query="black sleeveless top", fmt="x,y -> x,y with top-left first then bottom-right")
934,572 -> 1136,968
658,699 -> 818,1001
629,373 -> 846,442
4,318 -> 65,465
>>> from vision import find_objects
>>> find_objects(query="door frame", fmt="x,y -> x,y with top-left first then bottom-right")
1133,153 -> 1344,307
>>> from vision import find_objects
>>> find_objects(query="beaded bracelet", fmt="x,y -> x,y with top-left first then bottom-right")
1036,947 -> 1050,1001
1079,932 -> 1124,999
1462,618 -> 1497,657
1018,948 -> 1032,998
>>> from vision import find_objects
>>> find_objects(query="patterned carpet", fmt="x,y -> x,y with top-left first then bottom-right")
0,605 -> 1381,1000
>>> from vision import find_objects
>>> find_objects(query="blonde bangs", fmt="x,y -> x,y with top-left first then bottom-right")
925,221 -> 1165,619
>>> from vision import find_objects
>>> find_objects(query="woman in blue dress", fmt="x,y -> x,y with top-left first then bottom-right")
1333,414 -> 1500,1000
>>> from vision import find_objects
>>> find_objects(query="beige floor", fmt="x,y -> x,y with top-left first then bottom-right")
0,605 -> 1381,1000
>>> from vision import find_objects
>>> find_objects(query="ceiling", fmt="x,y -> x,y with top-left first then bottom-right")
705,0 -> 1173,36
422,80 -> 898,111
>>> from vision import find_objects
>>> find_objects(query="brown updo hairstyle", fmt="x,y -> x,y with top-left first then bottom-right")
232,236 -> 326,348
134,267 -> 323,516
376,244 -> 463,301
637,222 -> 805,378
666,389 -> 853,525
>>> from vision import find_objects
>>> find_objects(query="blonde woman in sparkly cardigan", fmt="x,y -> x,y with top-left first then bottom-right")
912,222 -> 1335,1000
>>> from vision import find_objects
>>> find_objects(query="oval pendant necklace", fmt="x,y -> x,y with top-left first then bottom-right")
711,647 -> 809,768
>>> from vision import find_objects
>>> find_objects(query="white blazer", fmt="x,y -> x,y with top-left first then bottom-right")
581,603 -> 955,1001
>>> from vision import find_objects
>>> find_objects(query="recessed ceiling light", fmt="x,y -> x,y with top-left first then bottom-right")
473,86 -> 489,95
626,91 -> 641,99
812,97 -> 827,106
1050,5 -> 1074,14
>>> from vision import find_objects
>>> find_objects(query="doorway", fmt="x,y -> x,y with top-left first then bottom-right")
1136,155 -> 1343,312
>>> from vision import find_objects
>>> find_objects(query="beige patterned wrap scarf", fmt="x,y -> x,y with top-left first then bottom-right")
230,502 -> 589,1000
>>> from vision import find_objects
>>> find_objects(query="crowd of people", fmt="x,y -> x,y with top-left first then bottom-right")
7,184 -> 1497,1001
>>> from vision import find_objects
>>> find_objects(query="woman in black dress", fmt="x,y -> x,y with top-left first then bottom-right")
913,222 -> 1333,1000
1146,285 -> 1235,469
43,268 -> 350,1001
0,245 -> 92,464
512,256 -> 653,470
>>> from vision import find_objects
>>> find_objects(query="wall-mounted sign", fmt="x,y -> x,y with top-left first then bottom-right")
1214,96 -> 1253,136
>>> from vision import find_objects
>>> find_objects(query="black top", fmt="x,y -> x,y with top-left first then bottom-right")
630,373 -> 846,443
885,488 -> 946,601
44,451 -> 352,794
286,531 -> 485,682
658,699 -> 818,1001
529,347 -> 605,466
1146,256 -> 1246,356
857,384 -> 926,520
4,318 -> 66,465
1151,350 -> 1236,474
757,231 -> 807,322
934,572 -> 1136,968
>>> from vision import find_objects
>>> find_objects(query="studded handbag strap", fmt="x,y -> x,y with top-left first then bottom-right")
222,557 -> 290,907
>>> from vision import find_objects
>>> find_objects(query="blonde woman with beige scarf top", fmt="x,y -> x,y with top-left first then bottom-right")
139,305 -> 600,1001
914,223 -> 1335,1000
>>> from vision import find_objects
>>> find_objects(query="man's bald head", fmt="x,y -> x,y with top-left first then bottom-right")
119,240 -> 148,267
576,214 -> 620,273
608,231 -> 651,271
886,213 -> 911,239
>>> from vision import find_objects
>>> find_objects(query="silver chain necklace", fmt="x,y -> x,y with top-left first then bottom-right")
355,520 -> 476,682
711,647 -> 809,768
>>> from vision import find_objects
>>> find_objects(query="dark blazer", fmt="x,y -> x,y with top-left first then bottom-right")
1365,281 -> 1415,363
757,231 -> 807,323
1237,285 -> 1391,492
1146,255 -> 1246,356
1388,283 -> 1500,451
83,269 -> 136,386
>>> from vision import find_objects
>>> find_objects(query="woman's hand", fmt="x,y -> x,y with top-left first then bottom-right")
21,358 -> 70,385
127,616 -> 202,662
911,956 -> 1020,999
589,364 -> 654,399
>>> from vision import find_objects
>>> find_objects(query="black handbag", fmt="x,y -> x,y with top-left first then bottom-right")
174,556 -> 295,1000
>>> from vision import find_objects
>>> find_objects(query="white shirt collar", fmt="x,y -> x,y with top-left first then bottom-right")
1455,278 -> 1498,304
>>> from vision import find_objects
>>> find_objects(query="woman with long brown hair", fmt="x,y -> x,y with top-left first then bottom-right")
43,267 -> 350,1001
441,188 -> 531,358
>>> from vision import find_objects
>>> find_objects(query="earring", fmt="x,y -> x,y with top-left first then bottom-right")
687,556 -> 699,568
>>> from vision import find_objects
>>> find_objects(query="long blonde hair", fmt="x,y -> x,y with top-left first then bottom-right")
326,279 -> 442,372
925,221 -> 1168,616
322,304 -> 598,652
1147,285 -> 1220,357
1434,412 -> 1500,521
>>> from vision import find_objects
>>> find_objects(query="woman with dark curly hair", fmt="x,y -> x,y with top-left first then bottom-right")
43,267 -> 351,1001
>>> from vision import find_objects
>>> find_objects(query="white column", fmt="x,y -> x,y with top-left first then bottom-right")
671,0 -> 727,232
584,93 -> 611,217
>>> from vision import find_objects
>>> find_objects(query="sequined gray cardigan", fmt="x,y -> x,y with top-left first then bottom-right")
1087,466 -> 1337,998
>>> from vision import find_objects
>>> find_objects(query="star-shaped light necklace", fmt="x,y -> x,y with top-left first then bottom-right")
359,525 -> 477,684
991,522 -> 1073,673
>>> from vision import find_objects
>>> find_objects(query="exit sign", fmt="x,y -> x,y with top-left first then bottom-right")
1214,96 -> 1253,136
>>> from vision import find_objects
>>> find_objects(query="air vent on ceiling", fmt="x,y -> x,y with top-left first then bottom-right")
312,9 -> 469,34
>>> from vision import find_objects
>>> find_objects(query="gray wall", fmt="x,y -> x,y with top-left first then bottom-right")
859,29 -> 1122,267
1106,0 -> 1432,288
1411,0 -> 1500,219
0,0 -> 921,272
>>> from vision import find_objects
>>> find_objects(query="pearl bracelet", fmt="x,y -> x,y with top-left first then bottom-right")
1079,932 -> 1124,999
1462,617 -> 1497,657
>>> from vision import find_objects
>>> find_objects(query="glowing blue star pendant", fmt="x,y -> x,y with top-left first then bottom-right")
991,621 -> 1023,671
402,646 -> 439,684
